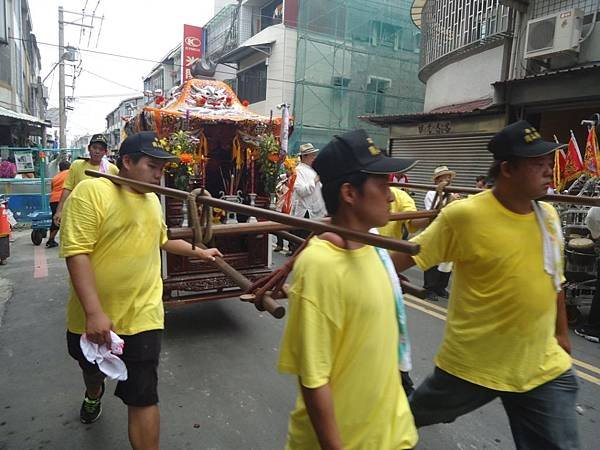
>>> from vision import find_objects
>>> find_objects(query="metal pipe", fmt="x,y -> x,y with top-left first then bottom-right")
86,171 -> 421,255
393,182 -> 600,207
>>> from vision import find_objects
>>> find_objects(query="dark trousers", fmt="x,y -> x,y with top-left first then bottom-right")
411,367 -> 580,450
289,211 -> 310,253
423,266 -> 450,293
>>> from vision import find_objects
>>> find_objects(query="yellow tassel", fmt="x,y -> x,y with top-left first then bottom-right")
232,135 -> 243,169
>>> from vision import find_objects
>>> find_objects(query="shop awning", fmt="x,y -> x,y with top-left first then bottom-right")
219,33 -> 275,64
359,98 -> 497,127
0,105 -> 51,127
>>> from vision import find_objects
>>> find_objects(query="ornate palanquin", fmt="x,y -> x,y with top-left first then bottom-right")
127,79 -> 291,305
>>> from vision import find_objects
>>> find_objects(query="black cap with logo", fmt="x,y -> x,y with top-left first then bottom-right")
89,133 -> 108,148
313,129 -> 418,184
488,120 -> 566,160
119,131 -> 179,160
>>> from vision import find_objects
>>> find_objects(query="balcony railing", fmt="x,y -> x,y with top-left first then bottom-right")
420,0 -> 512,77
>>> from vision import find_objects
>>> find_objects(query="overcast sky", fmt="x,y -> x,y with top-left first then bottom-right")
29,0 -> 215,143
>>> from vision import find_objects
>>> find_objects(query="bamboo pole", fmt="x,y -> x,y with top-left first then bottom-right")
393,182 -> 600,207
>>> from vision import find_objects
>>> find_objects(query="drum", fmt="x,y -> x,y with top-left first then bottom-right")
568,238 -> 595,254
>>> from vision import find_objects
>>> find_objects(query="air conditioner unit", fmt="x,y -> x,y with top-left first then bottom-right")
525,8 -> 583,60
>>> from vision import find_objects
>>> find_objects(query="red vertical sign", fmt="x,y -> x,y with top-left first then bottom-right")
182,24 -> 203,82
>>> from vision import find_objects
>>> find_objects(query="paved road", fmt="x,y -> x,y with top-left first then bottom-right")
1,230 -> 599,449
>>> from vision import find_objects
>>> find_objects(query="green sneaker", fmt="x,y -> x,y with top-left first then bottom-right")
80,382 -> 104,424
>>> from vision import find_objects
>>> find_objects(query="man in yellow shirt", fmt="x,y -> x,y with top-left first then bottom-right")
61,131 -> 222,450
392,120 -> 578,449
54,133 -> 118,225
278,129 -> 418,450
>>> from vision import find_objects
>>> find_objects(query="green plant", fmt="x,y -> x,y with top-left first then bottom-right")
153,130 -> 197,191
257,133 -> 283,194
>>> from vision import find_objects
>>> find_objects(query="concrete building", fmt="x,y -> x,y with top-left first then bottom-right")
139,0 -> 424,152
216,0 -> 424,150
71,133 -> 93,151
143,45 -> 183,104
0,0 -> 49,146
361,0 -> 600,205
105,96 -> 144,151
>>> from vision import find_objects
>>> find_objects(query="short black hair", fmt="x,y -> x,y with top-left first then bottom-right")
116,151 -> 145,169
59,160 -> 71,171
321,172 -> 369,215
487,158 -> 522,181
475,175 -> 486,183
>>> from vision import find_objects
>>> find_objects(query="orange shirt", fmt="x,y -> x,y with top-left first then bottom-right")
50,170 -> 69,203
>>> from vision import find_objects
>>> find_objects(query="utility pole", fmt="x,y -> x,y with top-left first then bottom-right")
57,7 -> 95,148
58,6 -> 66,148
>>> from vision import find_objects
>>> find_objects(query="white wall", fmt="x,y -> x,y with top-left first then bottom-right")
423,45 -> 504,112
238,24 -> 297,116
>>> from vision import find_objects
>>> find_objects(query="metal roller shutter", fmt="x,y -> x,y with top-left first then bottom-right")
390,133 -> 495,209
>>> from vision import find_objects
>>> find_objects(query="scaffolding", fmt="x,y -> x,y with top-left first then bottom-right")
292,0 -> 425,150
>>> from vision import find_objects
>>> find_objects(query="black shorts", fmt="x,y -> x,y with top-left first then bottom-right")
66,329 -> 162,407
50,202 -> 59,232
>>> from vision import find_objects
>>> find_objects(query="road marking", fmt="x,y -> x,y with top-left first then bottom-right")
33,246 -> 48,278
576,370 -> 600,386
404,294 -> 600,386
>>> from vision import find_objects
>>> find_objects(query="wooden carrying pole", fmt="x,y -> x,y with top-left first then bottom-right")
168,210 -> 437,240
86,171 -> 421,255
394,182 -> 600,207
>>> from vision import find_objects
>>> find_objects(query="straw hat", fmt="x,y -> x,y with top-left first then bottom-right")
432,165 -> 456,181
299,143 -> 319,156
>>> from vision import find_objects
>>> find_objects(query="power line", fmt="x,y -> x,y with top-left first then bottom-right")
9,35 -> 420,101
80,68 -> 140,92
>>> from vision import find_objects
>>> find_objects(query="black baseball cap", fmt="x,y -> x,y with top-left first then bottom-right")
89,133 -> 108,147
488,120 -> 566,160
119,131 -> 179,160
313,129 -> 418,184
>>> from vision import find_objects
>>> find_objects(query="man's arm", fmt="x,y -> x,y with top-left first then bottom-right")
53,188 -> 72,225
66,254 -> 112,345
555,290 -> 571,354
294,168 -> 316,197
301,382 -> 344,450
161,239 -> 222,261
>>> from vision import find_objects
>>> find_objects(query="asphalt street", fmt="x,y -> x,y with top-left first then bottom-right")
1,230 -> 599,449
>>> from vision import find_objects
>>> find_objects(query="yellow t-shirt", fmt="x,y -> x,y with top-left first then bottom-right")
411,190 -> 571,392
60,178 -> 168,335
379,187 -> 417,239
63,159 -> 118,191
278,238 -> 417,450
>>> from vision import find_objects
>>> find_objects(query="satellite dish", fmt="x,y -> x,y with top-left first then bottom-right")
191,58 -> 217,78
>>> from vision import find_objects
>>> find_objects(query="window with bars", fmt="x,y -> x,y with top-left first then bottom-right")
237,63 -> 267,104
420,0 -> 512,70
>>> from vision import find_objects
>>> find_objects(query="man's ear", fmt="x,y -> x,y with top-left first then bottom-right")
121,154 -> 133,171
339,182 -> 357,207
499,160 -> 514,179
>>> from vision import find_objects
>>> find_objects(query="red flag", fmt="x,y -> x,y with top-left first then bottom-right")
584,126 -> 600,176
561,131 -> 584,189
553,147 -> 566,190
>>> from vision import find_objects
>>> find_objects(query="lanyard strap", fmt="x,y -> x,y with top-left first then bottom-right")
371,229 -> 412,371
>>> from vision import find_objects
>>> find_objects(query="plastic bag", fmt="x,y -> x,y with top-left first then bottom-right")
585,207 -> 600,239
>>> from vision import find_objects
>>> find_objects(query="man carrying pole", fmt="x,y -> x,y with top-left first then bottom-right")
54,133 -> 118,225
392,120 -> 579,449
278,129 -> 418,449
60,131 -> 221,450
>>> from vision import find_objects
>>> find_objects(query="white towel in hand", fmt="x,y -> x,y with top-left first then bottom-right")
80,331 -> 128,381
